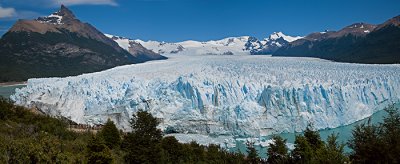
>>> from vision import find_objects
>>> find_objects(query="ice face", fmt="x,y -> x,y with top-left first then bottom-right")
11,55 -> 400,137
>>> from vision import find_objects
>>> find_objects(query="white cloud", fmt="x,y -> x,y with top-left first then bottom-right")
0,6 -> 16,18
52,0 -> 118,6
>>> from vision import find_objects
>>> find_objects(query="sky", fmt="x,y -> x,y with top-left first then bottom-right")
0,0 -> 400,42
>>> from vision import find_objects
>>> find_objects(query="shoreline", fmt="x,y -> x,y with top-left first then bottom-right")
0,81 -> 27,87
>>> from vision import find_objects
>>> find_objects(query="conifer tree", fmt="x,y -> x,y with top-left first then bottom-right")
245,141 -> 259,164
98,118 -> 121,149
123,110 -> 162,164
267,135 -> 289,164
315,133 -> 348,164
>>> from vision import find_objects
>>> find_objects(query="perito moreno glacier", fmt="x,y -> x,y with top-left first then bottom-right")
11,55 -> 400,137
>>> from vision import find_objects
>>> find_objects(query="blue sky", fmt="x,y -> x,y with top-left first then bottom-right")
0,0 -> 400,42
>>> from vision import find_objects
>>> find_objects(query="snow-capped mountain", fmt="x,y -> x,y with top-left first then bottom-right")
104,34 -> 166,61
107,34 -> 251,55
245,32 -> 303,55
0,5 -> 160,82
11,55 -> 400,138
106,32 -> 302,56
269,31 -> 303,42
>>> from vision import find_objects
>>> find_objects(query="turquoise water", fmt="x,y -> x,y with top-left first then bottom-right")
232,103 -> 398,157
0,85 -> 26,98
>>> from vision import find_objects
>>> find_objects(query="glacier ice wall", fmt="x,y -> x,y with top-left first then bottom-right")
11,55 -> 400,137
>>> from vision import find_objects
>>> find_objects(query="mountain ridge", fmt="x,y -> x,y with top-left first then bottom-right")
107,32 -> 302,56
0,5 -> 165,82
273,15 -> 400,64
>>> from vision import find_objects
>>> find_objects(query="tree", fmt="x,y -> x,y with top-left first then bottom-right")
348,104 -> 400,163
188,141 -> 205,162
303,124 -> 323,150
292,135 -> 313,163
86,135 -> 113,164
160,136 -> 183,162
291,124 -> 325,164
380,105 -> 400,162
205,144 -> 224,163
267,135 -> 289,164
245,141 -> 259,164
314,133 -> 348,164
123,110 -> 162,164
98,118 -> 121,149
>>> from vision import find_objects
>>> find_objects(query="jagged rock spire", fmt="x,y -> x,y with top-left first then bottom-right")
57,4 -> 76,21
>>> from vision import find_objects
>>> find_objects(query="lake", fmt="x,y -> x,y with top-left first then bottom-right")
0,85 -> 26,98
233,103 -> 398,157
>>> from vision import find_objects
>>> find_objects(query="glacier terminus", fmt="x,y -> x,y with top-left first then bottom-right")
11,55 -> 400,138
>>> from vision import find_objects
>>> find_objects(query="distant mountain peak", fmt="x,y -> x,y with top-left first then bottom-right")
332,23 -> 376,37
344,22 -> 375,31
268,32 -> 285,40
36,5 -> 76,25
385,15 -> 400,26
58,5 -> 76,20
267,31 -> 303,42
105,34 -> 167,61
376,15 -> 400,30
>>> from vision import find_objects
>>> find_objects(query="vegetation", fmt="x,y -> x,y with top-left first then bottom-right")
267,136 -> 289,163
86,135 -> 114,164
0,97 -> 399,163
0,97 -> 87,163
348,104 -> 400,163
98,119 -> 121,149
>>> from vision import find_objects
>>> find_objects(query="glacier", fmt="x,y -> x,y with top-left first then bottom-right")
11,55 -> 400,138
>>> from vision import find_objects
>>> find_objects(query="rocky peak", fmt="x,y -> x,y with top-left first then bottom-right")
267,32 -> 303,42
388,15 -> 400,26
328,23 -> 376,38
375,15 -> 400,30
268,32 -> 285,40
58,5 -> 76,21
35,5 -> 76,25
304,31 -> 333,41
343,23 -> 376,31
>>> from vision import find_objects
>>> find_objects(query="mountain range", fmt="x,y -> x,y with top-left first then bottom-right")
107,14 -> 399,64
0,5 -> 165,82
273,16 -> 400,63
106,32 -> 302,56
0,5 -> 398,83
109,16 -> 400,64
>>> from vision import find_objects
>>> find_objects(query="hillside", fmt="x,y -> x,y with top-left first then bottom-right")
273,16 -> 400,64
0,5 -> 165,82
